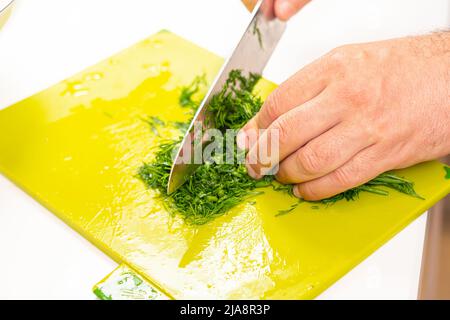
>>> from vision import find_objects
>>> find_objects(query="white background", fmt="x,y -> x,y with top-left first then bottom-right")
0,0 -> 448,300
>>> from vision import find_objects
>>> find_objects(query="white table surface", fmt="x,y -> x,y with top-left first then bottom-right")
0,0 -> 448,300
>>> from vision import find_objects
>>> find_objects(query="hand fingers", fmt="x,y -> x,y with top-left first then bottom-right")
245,92 -> 341,178
275,122 -> 376,184
275,0 -> 311,21
242,0 -> 310,20
293,144 -> 388,201
239,56 -> 329,143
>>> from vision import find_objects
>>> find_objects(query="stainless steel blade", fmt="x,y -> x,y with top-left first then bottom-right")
167,0 -> 286,194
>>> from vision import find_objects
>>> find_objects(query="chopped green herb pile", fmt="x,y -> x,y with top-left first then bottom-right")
138,71 -> 423,225
139,71 -> 273,225
206,70 -> 262,130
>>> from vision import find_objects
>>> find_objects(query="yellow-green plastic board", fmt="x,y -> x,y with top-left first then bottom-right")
0,31 -> 449,299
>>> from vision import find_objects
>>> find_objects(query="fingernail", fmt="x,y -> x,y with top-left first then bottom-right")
236,130 -> 247,150
276,1 -> 295,20
293,186 -> 303,199
246,164 -> 262,180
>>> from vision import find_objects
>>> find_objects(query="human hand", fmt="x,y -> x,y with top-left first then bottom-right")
242,0 -> 310,21
238,33 -> 450,200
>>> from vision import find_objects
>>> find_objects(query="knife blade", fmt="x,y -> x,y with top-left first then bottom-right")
167,0 -> 286,194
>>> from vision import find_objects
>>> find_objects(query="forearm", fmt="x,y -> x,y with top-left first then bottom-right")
408,31 -> 450,57
405,32 -> 450,160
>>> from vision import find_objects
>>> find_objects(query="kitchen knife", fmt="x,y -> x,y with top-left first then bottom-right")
167,0 -> 286,194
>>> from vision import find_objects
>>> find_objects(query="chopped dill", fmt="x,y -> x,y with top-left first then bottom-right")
142,116 -> 165,135
179,74 -> 206,110
139,138 -> 275,225
272,172 -> 423,205
138,71 -> 423,225
252,19 -> 263,49
206,70 -> 262,130
275,201 -> 302,217
139,71 -> 273,225
171,121 -> 190,132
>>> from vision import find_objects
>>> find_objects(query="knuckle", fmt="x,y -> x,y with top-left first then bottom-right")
327,44 -> 367,76
260,90 -> 282,127
296,145 -> 323,176
363,122 -> 382,144
334,82 -> 371,107
350,88 -> 371,106
327,45 -> 351,67
271,116 -> 291,145
328,44 -> 360,63
333,166 -> 358,188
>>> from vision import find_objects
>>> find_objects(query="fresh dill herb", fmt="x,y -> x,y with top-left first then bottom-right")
272,172 -> 423,205
138,71 -> 423,225
138,140 -> 177,190
142,116 -> 165,135
139,71 -> 274,225
139,139 -> 274,225
275,201 -> 302,217
103,111 -> 114,119
179,74 -> 206,110
252,19 -> 263,49
362,173 -> 424,200
444,166 -> 450,180
171,121 -> 190,133
206,70 -> 262,130
142,116 -> 192,136
141,74 -> 207,137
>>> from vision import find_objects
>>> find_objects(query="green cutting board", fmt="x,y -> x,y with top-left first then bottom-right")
0,31 -> 449,299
